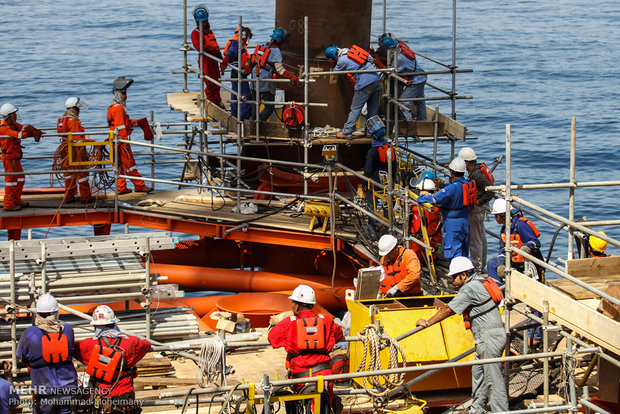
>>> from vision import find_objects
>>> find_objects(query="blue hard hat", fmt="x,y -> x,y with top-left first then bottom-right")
366,115 -> 386,139
325,45 -> 338,60
271,27 -> 290,42
421,171 -> 436,180
381,36 -> 398,49
193,4 -> 209,22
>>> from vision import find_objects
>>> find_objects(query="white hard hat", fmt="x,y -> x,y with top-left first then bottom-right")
449,157 -> 466,173
458,147 -> 477,161
447,256 -> 474,277
491,198 -> 508,215
378,234 -> 398,256
90,305 -> 119,325
0,103 -> 18,118
36,294 -> 59,313
288,284 -> 316,304
415,178 -> 436,191
64,97 -> 88,110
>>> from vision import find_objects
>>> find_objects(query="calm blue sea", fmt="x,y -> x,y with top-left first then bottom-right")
1,0 -> 618,256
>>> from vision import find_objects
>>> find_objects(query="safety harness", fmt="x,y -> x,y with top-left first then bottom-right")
463,277 -> 503,329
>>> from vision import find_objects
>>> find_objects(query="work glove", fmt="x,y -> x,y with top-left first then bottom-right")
282,70 -> 299,86
497,265 -> 506,278
329,60 -> 337,69
136,118 -> 154,141
25,125 -> 43,142
520,245 -> 532,255
385,285 -> 399,298
220,56 -> 230,75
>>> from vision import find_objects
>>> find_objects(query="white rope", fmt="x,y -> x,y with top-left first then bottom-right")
196,338 -> 226,388
355,324 -> 407,396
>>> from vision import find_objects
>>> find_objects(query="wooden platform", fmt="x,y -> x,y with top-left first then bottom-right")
166,92 -> 467,140
547,256 -> 620,299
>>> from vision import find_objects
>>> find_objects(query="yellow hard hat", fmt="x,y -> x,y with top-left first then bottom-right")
589,231 -> 608,253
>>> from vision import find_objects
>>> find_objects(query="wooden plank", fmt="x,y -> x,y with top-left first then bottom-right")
426,106 -> 467,140
566,256 -> 620,278
547,276 -> 620,300
509,269 -> 620,355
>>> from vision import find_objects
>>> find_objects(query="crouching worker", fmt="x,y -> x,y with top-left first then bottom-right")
378,234 -> 422,298
17,294 -> 78,414
268,285 -> 344,414
75,305 -> 151,413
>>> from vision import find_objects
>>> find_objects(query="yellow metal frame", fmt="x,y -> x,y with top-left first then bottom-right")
246,376 -> 325,414
67,131 -> 114,166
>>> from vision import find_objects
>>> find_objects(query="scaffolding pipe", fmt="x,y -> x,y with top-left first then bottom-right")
568,117 -> 576,259
486,179 -> 620,191
503,124 -> 513,389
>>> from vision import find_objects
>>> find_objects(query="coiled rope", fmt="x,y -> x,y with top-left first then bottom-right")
196,338 -> 226,387
355,324 -> 407,396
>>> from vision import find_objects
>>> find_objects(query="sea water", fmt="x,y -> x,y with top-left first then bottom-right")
1,0 -> 618,257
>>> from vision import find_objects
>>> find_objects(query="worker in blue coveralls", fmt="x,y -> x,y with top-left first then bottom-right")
379,34 -> 427,121
417,157 -> 471,260
325,45 -> 382,139
487,197 -> 544,347
363,115 -> 397,207
416,257 -> 508,413
221,26 -> 253,120
251,27 -> 299,122
17,294 -> 78,414
0,362 -> 20,414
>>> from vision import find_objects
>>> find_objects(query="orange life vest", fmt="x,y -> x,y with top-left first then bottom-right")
223,34 -> 251,68
251,44 -> 271,69
480,162 -> 495,185
463,277 -> 504,329
501,217 -> 540,263
202,31 -> 219,50
398,41 -> 416,60
86,337 -> 124,383
0,119 -> 23,160
380,248 -> 414,294
41,328 -> 70,364
377,144 -> 395,164
295,315 -> 326,351
347,45 -> 369,65
462,181 -> 477,206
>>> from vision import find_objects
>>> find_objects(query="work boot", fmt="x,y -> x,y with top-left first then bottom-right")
336,132 -> 352,139
3,205 -> 22,212
118,188 -> 132,195
19,201 -> 30,207
140,186 -> 154,193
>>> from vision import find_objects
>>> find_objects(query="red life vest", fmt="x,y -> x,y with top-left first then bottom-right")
295,315 -> 326,351
398,41 -> 416,60
347,45 -> 369,65
377,144 -> 395,164
0,119 -> 23,160
86,337 -> 124,383
41,328 -> 70,364
480,162 -> 495,185
501,217 -> 540,263
251,44 -> 271,69
462,181 -> 477,206
463,277 -> 504,329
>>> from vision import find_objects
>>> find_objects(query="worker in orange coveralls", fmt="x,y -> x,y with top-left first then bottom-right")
75,305 -> 151,413
0,103 -> 43,211
190,4 -> 224,107
378,234 -> 422,297
268,284 -> 344,414
107,77 -> 153,195
56,97 -> 92,203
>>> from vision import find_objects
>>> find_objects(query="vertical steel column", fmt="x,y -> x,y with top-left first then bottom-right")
182,0 -> 189,93
150,111 -> 155,190
10,241 -> 17,376
40,243 -> 47,294
387,148 -> 394,230
144,236 -> 152,340
382,0 -> 387,35
114,130 -> 120,214
568,117 -> 576,260
198,20 -> 206,189
567,337 -> 578,411
451,0 -> 457,119
236,16 -> 244,211
303,16 -> 309,196
543,300 -> 549,407
503,124 -> 512,388
432,104 -> 439,164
